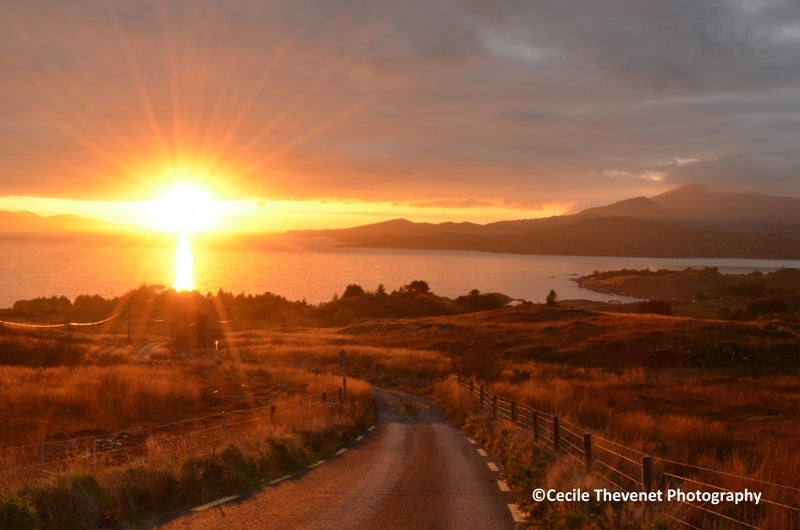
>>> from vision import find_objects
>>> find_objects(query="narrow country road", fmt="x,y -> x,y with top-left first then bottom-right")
153,388 -> 522,529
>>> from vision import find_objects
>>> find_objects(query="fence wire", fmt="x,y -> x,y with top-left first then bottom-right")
0,386 -> 342,490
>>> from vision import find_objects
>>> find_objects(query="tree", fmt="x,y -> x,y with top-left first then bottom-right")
402,280 -> 430,294
342,284 -> 366,298
546,289 -> 558,306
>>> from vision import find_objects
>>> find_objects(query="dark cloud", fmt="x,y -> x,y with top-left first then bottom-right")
1,0 -> 799,208
665,154 -> 800,194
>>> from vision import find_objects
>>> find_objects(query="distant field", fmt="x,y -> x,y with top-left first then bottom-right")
576,266 -> 800,319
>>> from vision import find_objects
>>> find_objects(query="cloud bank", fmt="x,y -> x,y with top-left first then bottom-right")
1,0 -> 798,211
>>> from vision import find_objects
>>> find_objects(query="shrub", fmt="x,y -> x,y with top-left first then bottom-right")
716,283 -> 768,298
744,298 -> 787,319
24,475 -> 117,530
0,496 -> 40,530
112,467 -> 180,521
636,299 -> 673,315
546,289 -> 558,307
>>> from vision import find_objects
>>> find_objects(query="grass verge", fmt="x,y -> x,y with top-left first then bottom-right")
432,377 -> 672,529
0,381 -> 376,530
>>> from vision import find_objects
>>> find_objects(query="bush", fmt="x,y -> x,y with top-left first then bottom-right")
112,467 -> 180,521
744,298 -> 787,319
716,283 -> 768,298
455,290 -> 507,312
0,496 -> 40,530
24,475 -> 117,530
636,299 -> 673,315
546,289 -> 558,307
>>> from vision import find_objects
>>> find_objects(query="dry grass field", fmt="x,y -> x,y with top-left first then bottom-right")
0,324 -> 385,528
1,269 -> 798,527
343,303 -> 800,487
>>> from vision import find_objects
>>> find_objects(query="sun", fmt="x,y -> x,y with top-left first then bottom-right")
149,183 -> 221,235
146,182 -> 222,291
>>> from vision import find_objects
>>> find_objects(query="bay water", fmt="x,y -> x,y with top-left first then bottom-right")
1,235 -> 797,309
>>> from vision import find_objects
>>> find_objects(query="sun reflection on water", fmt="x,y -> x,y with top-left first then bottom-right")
173,236 -> 195,291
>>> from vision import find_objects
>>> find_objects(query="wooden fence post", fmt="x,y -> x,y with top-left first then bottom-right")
584,433 -> 592,471
642,456 -> 654,493
322,392 -> 327,404
479,385 -> 484,407
511,401 -> 517,423
532,410 -> 540,441
469,379 -> 474,394
492,395 -> 497,418
339,387 -> 343,403
270,405 -> 276,423
553,416 -> 560,453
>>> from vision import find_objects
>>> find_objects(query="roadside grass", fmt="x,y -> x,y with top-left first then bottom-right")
0,325 -> 379,529
486,363 -> 800,487
434,377 -> 666,529
1,377 -> 375,529
434,367 -> 800,528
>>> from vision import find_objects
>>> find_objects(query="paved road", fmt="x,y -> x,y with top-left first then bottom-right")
154,388 -> 521,529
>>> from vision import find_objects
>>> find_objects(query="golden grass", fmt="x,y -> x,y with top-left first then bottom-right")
483,362 -> 800,486
338,303 -> 800,487
0,323 -> 379,529
2,298 -> 798,527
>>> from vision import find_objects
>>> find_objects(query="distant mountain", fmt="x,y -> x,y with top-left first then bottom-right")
572,196 -> 669,221
650,184 -> 800,234
292,184 -> 800,259
5,185 -> 800,258
0,211 -> 124,234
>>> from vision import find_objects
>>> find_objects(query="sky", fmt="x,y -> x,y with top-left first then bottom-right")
1,0 -> 799,231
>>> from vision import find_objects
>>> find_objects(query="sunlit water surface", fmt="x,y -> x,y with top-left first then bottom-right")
1,235 -> 798,308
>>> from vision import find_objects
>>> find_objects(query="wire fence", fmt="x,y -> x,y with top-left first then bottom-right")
456,374 -> 800,529
0,386 -> 345,491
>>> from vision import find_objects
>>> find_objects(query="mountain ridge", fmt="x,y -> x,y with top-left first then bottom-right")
291,184 -> 800,259
0,210 -> 123,233
3,184 -> 800,258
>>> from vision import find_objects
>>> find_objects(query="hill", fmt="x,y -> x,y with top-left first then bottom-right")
292,184 -> 800,258
0,210 -> 123,234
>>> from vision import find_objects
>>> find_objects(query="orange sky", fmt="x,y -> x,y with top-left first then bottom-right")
1,1 -> 799,232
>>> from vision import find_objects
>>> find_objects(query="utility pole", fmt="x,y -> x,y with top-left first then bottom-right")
340,349 -> 347,399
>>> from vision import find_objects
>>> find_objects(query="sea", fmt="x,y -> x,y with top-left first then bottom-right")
1,235 -> 798,309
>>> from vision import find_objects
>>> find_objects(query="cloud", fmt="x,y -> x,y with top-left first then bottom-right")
1,0 -> 799,211
665,154 -> 800,194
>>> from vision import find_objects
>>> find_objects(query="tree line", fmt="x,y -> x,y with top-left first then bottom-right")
2,282 -> 517,354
